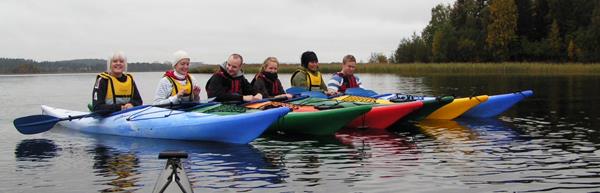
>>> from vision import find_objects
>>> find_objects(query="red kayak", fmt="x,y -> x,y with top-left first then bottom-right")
290,97 -> 423,130
346,101 -> 423,129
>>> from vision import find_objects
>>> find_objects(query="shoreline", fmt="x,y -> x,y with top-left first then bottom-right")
190,63 -> 600,76
2,63 -> 599,76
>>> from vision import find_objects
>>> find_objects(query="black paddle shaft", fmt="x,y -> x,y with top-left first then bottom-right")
158,151 -> 188,159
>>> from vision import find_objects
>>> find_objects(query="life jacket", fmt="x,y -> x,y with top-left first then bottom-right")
252,72 -> 282,96
291,68 -> 323,91
97,72 -> 134,105
208,69 -> 242,95
164,73 -> 193,101
335,72 -> 359,93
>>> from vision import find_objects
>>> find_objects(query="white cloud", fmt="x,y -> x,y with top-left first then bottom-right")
0,0 -> 454,64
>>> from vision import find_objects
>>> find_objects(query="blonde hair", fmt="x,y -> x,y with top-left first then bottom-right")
107,51 -> 127,72
260,57 -> 279,72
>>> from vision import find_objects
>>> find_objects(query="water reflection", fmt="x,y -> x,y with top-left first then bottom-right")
456,118 -> 521,143
81,133 -> 282,192
89,146 -> 141,193
252,131 -> 422,191
335,129 -> 418,161
254,134 -> 344,187
14,138 -> 60,172
416,120 -> 478,154
410,117 -> 600,192
15,139 -> 60,162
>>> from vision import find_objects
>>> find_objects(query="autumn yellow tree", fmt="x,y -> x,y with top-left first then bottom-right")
548,19 -> 562,60
486,0 -> 518,61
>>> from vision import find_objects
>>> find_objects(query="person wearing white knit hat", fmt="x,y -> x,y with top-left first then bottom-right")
153,50 -> 201,105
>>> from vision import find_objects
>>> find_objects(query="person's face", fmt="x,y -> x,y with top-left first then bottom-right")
307,61 -> 319,71
110,58 -> 126,75
342,61 -> 357,75
174,58 -> 190,74
264,61 -> 278,73
226,59 -> 242,76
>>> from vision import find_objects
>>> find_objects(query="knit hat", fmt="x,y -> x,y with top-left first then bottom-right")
301,51 -> 318,68
172,50 -> 190,67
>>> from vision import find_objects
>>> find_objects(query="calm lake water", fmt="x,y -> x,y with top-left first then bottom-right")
1,72 -> 599,192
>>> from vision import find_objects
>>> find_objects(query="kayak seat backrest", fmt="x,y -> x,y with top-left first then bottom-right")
204,104 -> 247,113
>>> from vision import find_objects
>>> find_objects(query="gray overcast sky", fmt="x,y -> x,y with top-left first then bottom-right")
1,0 -> 454,64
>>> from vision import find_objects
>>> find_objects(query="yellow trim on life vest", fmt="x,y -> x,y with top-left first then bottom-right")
166,75 -> 193,99
294,68 -> 323,91
98,72 -> 133,104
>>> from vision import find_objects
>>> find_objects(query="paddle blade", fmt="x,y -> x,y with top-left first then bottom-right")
286,87 -> 308,95
13,115 -> 60,135
301,91 -> 328,98
345,88 -> 379,97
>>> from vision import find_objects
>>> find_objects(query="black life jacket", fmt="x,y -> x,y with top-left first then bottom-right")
207,69 -> 242,96
252,72 -> 282,96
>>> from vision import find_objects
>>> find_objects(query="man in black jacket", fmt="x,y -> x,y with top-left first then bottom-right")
206,54 -> 262,102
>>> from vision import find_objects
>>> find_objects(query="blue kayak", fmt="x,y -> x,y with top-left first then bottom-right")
40,105 -> 290,144
461,90 -> 533,118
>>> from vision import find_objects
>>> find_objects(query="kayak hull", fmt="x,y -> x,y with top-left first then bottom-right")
425,95 -> 489,120
268,105 -> 372,135
461,90 -> 533,118
41,105 -> 290,144
346,102 -> 423,129
291,97 -> 422,129
400,96 -> 455,122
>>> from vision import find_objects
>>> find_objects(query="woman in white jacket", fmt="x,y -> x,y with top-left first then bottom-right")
153,50 -> 201,105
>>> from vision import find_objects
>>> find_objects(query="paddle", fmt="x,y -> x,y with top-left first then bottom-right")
285,87 -> 309,95
14,114 -> 97,135
13,102 -> 215,135
285,87 -> 332,99
344,88 -> 380,97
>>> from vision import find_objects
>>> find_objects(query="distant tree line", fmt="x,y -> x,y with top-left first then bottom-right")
392,0 -> 600,63
0,58 -> 172,74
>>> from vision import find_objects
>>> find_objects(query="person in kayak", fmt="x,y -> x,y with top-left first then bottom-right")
153,50 -> 201,105
92,52 -> 143,114
291,51 -> 336,95
251,57 -> 293,99
327,54 -> 363,93
206,53 -> 262,102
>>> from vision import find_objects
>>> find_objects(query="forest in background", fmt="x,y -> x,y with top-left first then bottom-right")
388,0 -> 600,63
4,0 -> 600,74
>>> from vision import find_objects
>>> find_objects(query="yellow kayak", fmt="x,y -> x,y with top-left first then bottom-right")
425,95 -> 489,120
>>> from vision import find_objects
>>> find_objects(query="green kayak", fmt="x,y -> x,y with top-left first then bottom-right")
192,103 -> 372,136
